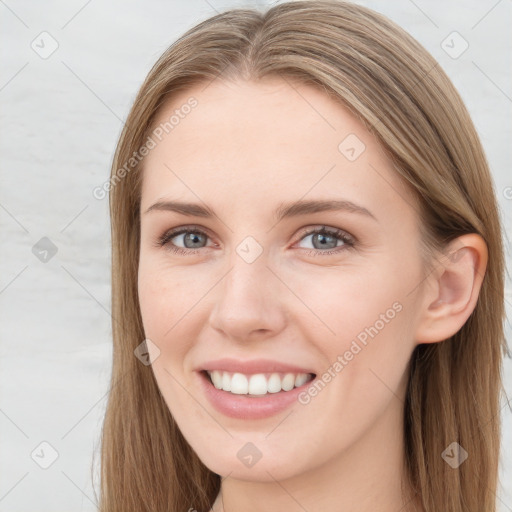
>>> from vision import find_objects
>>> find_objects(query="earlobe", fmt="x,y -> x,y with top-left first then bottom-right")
414,234 -> 488,344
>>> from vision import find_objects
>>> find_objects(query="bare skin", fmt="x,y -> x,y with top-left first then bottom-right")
137,77 -> 487,512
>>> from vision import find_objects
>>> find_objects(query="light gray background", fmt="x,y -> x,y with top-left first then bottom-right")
0,0 -> 511,511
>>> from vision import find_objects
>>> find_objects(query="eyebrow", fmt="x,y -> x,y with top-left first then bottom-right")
144,198 -> 377,222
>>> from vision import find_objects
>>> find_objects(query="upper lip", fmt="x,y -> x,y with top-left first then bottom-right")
198,358 -> 316,375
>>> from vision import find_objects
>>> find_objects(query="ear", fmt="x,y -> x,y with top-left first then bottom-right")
414,233 -> 488,344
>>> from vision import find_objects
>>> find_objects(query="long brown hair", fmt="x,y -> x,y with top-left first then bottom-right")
98,1 -> 508,510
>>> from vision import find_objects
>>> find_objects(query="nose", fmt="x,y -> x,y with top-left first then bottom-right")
208,255 -> 287,342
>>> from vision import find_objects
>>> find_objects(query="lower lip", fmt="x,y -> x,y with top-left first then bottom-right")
197,371 -> 315,420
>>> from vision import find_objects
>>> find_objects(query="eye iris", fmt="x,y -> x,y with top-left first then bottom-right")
183,232 -> 206,249
313,232 -> 338,250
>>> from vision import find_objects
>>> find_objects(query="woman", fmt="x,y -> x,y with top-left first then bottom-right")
99,1 -> 507,511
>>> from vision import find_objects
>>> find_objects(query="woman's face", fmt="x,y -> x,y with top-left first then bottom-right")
138,77 -> 427,482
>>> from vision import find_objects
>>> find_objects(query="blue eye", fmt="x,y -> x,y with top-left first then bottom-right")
295,227 -> 355,255
157,227 -> 210,255
156,225 -> 356,256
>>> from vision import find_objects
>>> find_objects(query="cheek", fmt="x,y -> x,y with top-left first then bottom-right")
300,263 -> 416,395
138,263 -> 166,336
138,258 -> 184,344
137,263 -> 196,407
138,257 -> 211,372
138,251 -> 190,323
290,262 -> 407,342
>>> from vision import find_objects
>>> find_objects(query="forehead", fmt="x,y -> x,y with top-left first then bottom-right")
140,77 -> 413,223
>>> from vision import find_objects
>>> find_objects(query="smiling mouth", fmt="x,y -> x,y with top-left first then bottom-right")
202,370 -> 316,397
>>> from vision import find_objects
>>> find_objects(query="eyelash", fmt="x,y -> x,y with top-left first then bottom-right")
155,225 -> 356,257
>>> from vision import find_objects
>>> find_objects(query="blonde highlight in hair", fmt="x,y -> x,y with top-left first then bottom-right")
99,2 -> 508,510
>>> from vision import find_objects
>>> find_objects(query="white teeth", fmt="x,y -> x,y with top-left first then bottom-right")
248,374 -> 268,395
281,373 -> 295,391
211,370 -> 223,390
267,373 -> 282,393
231,373 -> 248,394
295,373 -> 308,387
221,371 -> 231,391
206,370 -> 313,396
